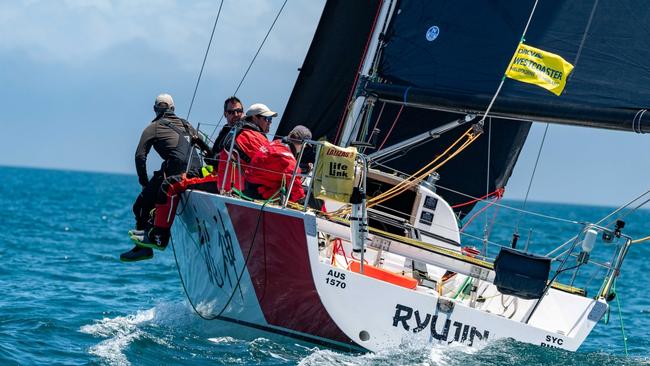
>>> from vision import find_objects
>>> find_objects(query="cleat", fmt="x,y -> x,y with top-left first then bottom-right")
120,246 -> 154,262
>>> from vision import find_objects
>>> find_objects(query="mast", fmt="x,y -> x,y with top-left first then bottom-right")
338,0 -> 397,147
276,1 -> 383,143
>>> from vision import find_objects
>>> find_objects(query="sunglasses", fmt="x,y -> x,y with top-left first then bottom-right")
226,108 -> 243,115
263,116 -> 273,122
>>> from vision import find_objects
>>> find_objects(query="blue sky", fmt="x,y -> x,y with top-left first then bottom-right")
1,0 -> 648,207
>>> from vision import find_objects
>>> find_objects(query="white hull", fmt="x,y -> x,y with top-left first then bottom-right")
171,190 -> 607,352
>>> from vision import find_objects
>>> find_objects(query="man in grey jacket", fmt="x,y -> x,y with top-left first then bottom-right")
121,93 -> 201,262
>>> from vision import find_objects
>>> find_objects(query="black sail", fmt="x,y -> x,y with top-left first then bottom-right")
368,0 -> 650,133
279,0 -> 536,216
276,0 -> 382,141
362,105 -> 530,218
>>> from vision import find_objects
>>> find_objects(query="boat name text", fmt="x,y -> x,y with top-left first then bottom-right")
392,304 -> 489,346
197,210 -> 240,296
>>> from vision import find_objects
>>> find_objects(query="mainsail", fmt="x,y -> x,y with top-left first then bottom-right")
367,0 -> 650,133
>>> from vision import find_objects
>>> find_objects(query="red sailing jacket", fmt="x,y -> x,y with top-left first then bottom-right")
217,126 -> 270,190
246,140 -> 305,202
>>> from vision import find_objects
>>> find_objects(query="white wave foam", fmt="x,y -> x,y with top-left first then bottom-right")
208,336 -> 239,344
266,350 -> 290,362
299,337 -> 492,366
79,308 -> 156,366
87,330 -> 143,366
80,308 -> 155,337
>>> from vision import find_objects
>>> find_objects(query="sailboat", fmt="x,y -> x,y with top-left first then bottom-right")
169,0 -> 649,352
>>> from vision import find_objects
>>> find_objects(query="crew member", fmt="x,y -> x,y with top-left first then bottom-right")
129,173 -> 220,252
215,103 -> 275,191
126,102 -> 277,253
212,96 -> 245,155
121,93 -> 202,262
245,125 -> 312,203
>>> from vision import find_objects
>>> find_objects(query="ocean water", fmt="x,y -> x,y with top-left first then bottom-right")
1,166 -> 649,365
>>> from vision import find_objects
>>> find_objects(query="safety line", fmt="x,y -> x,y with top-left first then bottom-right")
369,159 -> 581,225
632,235 -> 650,244
613,280 -> 629,356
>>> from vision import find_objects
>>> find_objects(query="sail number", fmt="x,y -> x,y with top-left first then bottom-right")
326,269 -> 347,289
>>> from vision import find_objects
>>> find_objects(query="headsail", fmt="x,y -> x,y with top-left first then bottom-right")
366,0 -> 650,133
276,0 -> 382,141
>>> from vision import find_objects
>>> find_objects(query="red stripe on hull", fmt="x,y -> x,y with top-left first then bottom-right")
226,203 -> 354,345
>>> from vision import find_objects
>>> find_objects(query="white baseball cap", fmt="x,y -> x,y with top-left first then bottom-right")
245,103 -> 278,119
154,93 -> 174,109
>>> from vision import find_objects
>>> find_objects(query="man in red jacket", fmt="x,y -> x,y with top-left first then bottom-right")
245,125 -> 312,202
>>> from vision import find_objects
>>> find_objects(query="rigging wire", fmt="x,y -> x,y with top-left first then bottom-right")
482,117 -> 492,255
508,0 -> 599,233
514,123 -> 550,233
377,105 -> 404,150
232,0 -> 288,97
186,0 -> 225,120
371,160 -> 581,225
478,0 -> 539,125
545,190 -> 650,256
362,101 -> 386,153
568,0 -> 599,82
210,0 -> 289,138
511,0 -> 599,234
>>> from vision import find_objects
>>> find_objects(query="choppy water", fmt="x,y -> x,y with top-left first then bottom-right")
1,166 -> 649,365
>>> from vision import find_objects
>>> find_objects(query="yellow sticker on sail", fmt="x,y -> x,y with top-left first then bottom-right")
313,142 -> 357,203
505,43 -> 574,96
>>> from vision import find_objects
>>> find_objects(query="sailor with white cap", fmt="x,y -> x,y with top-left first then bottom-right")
244,103 -> 278,133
